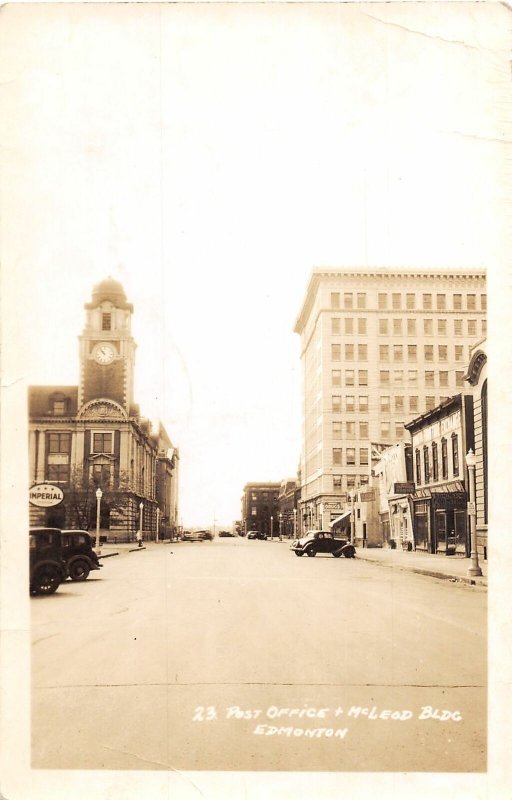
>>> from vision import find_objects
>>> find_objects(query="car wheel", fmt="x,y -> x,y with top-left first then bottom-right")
69,560 -> 90,581
295,551 -> 304,557
343,546 -> 356,558
332,552 -> 342,558
305,545 -> 316,557
31,566 -> 61,595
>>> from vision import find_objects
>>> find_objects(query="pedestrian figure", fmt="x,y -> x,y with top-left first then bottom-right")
136,529 -> 142,548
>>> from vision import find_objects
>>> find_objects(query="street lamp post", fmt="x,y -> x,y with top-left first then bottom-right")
95,487 -> 103,553
293,508 -> 297,539
270,515 -> 274,540
349,489 -> 355,545
279,512 -> 283,541
139,502 -> 144,544
156,507 -> 160,543
466,449 -> 482,577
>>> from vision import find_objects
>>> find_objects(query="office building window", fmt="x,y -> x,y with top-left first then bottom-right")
102,313 -> 112,331
455,345 -> 464,361
380,370 -> 390,385
408,369 -> 418,385
345,344 -> 354,360
409,396 -> 418,412
379,344 -> 389,361
90,463 -> 114,488
47,463 -> 69,483
358,369 -> 368,386
357,293 -> 366,309
406,293 -> 415,310
332,396 -> 342,412
452,433 -> 459,476
436,294 -> 446,310
251,507 -> 257,516
379,318 -> 388,335
52,400 -> 66,415
415,450 -> 421,484
331,292 -> 340,309
346,448 -> 356,466
345,317 -> 354,334
332,421 -> 342,438
432,442 -> 439,481
359,421 -> 368,438
344,293 -> 353,309
346,476 -> 356,489
456,371 -> 465,387
438,319 -> 447,336
393,344 -> 403,361
468,319 -> 477,337
333,475 -> 342,489
424,345 -> 434,361
454,319 -> 463,335
360,448 -> 369,466
395,423 -> 404,439
482,319 -> 487,336
441,438 -> 448,479
393,370 -> 403,385
391,293 -> 401,310
407,318 -> 416,335
439,371 -> 448,387
481,293 -> 487,311
425,370 -> 435,387
453,293 -> 462,310
331,344 -> 341,361
346,395 -> 355,411
424,319 -> 433,335
92,432 -> 113,453
423,447 -> 430,483
380,396 -> 390,411
331,318 -> 341,334
426,396 -> 436,411
423,293 -> 432,310
438,345 -> 448,361
346,421 -> 356,437
48,432 -> 71,453
358,344 -> 368,360
358,317 -> 367,334
381,421 -> 391,439
332,370 -> 341,386
359,395 -> 368,412
333,448 -> 342,465
393,319 -> 402,335
378,293 -> 387,309
395,395 -> 404,412
408,345 -> 417,361
467,294 -> 476,310
345,369 -> 355,386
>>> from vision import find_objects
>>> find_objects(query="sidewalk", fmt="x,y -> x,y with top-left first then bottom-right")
354,546 -> 487,588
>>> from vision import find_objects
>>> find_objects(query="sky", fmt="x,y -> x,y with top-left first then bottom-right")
2,2 -> 510,527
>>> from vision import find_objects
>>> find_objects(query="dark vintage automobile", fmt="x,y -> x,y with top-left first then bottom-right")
290,530 -> 356,558
29,528 -> 66,595
61,530 -> 102,580
247,530 -> 267,540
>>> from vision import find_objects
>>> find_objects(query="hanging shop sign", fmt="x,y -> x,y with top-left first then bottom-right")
29,483 -> 64,508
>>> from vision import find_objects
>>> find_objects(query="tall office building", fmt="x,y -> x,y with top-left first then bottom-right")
294,268 -> 487,532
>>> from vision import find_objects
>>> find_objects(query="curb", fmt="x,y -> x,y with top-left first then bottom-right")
97,552 -> 119,559
356,554 -> 487,588
128,546 -> 147,552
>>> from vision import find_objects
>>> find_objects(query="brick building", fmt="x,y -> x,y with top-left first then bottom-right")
241,482 -> 280,537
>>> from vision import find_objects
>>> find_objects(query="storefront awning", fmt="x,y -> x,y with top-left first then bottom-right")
330,510 -> 351,528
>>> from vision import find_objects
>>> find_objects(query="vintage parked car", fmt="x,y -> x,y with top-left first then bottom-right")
247,530 -> 267,540
218,530 -> 235,537
182,530 -> 201,541
290,530 -> 356,558
29,528 -> 66,595
197,530 -> 213,540
61,530 -> 103,581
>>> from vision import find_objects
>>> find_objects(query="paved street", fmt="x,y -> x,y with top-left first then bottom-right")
31,536 -> 486,773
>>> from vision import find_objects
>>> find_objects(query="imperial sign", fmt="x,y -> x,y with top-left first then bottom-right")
29,483 -> 64,508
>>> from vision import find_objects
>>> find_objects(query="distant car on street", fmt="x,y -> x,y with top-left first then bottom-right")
197,530 -> 213,540
290,530 -> 356,558
247,530 -> 267,540
218,530 -> 235,537
61,530 -> 103,581
29,528 -> 66,595
182,530 -> 201,541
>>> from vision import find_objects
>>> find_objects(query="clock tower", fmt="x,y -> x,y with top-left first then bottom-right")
79,278 -> 136,412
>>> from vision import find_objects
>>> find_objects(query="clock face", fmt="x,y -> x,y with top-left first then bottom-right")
93,344 -> 116,365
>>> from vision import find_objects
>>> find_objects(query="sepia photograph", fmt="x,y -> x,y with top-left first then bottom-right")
1,2 -> 511,798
